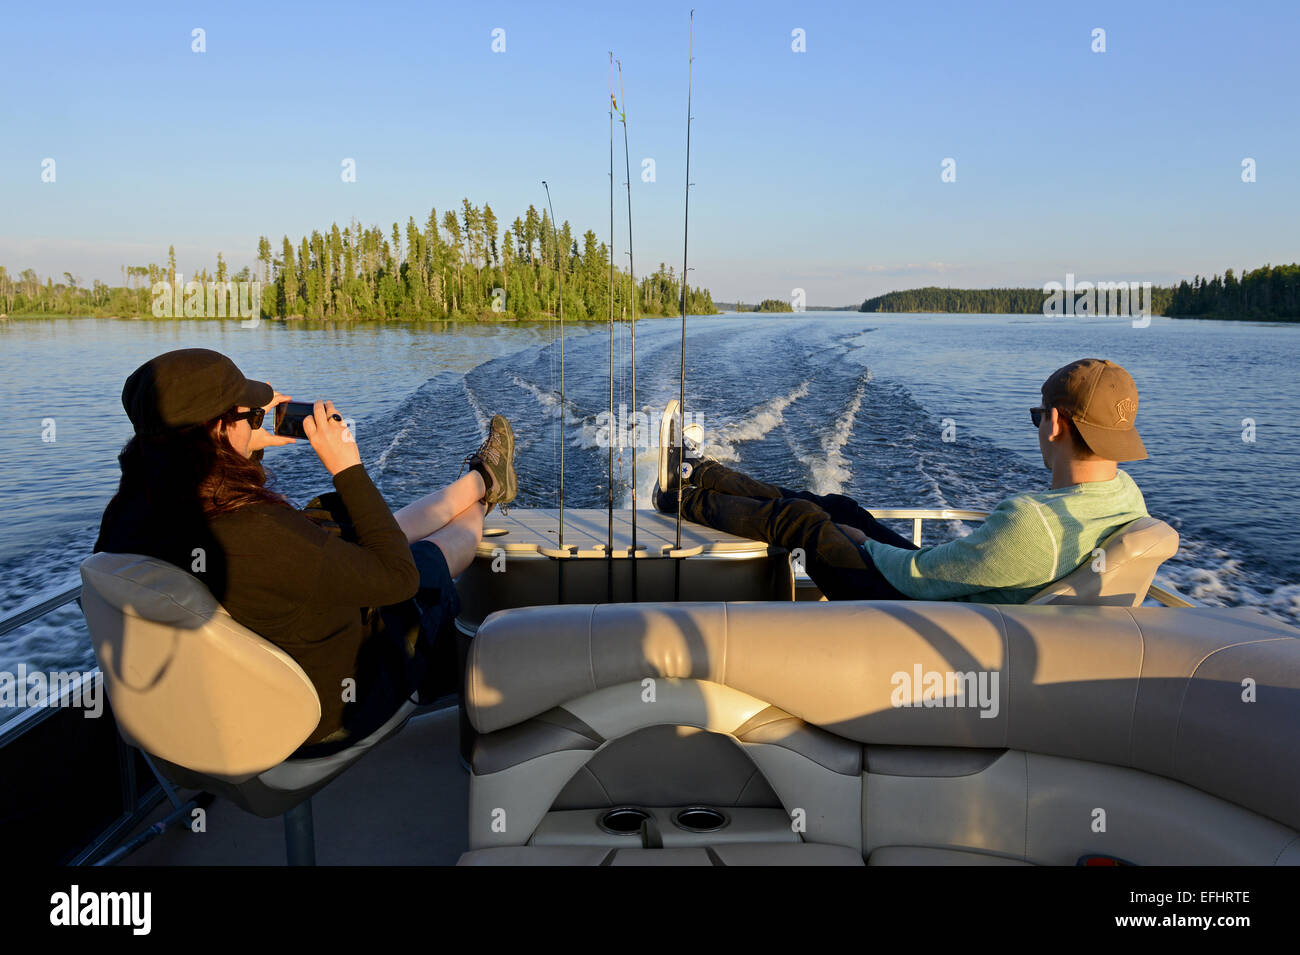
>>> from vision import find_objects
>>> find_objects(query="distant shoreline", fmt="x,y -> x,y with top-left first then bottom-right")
0,311 -> 719,325
5,309 -> 1298,324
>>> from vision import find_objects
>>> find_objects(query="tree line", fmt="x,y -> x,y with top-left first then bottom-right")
0,198 -> 717,322
859,265 -> 1300,320
858,285 -> 1180,314
727,298 -> 794,312
1163,264 -> 1300,320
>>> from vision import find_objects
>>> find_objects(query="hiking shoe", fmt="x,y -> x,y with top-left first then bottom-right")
464,414 -> 516,512
660,398 -> 710,494
658,400 -> 680,490
657,399 -> 704,491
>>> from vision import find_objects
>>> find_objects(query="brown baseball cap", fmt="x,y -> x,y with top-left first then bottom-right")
1042,358 -> 1147,461
122,348 -> 272,436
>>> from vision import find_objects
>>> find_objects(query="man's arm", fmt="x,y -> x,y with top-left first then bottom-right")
862,497 -> 1057,600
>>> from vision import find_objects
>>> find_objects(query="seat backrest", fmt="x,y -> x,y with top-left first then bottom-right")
1025,516 -> 1178,606
80,553 -> 321,780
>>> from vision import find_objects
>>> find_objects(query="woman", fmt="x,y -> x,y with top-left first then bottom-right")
94,348 -> 517,755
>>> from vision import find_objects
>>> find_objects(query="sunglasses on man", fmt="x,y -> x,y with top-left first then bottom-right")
1030,407 -> 1047,428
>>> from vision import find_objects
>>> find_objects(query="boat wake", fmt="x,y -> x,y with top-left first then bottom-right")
510,374 -> 586,426
796,374 -> 868,495
704,381 -> 812,462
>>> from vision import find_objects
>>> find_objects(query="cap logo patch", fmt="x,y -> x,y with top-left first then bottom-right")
1114,397 -> 1136,423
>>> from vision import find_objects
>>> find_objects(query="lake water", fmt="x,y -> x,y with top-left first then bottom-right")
3,312 -> 1298,698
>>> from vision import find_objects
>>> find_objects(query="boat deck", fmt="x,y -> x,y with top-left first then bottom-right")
119,706 -> 468,866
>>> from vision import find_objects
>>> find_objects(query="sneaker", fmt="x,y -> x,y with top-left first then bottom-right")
656,399 -> 703,502
658,400 -> 686,491
463,414 -> 517,512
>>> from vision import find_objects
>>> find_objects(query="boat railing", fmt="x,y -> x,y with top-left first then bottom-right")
0,579 -> 171,865
867,507 -> 993,546
0,581 -> 82,639
0,580 -> 84,745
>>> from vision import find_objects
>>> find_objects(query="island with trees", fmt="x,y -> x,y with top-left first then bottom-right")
720,299 -> 795,313
0,199 -> 717,323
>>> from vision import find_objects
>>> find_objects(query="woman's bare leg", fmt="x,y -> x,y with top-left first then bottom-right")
394,471 -> 486,545
423,501 -> 484,577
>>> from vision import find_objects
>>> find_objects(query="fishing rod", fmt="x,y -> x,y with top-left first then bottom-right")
676,10 -> 695,552
542,179 -> 565,549
616,58 -> 638,559
607,52 -> 616,568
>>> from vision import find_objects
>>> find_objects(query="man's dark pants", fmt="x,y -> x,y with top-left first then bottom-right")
664,460 -> 920,600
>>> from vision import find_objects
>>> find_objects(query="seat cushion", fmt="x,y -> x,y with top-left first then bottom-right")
868,846 -> 1034,866
457,842 -> 865,866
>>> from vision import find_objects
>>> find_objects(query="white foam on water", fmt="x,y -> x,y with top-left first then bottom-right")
911,450 -> 955,511
702,380 -> 811,463
462,378 -> 491,438
1150,537 -> 1300,625
798,376 -> 867,495
510,374 -> 584,426
372,421 -> 413,475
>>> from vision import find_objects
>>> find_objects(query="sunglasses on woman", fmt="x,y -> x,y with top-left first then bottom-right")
229,407 -> 267,429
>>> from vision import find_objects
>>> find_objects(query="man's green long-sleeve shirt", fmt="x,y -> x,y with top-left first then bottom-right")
861,470 -> 1149,603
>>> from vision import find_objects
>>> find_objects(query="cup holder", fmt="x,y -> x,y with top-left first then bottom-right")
598,807 -> 650,835
672,807 -> 729,833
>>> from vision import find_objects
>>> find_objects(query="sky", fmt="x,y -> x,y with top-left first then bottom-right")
2,0 -> 1297,305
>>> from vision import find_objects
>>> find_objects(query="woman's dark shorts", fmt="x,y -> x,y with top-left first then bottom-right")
293,493 -> 463,758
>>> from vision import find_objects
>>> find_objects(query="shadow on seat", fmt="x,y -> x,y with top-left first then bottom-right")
79,552 -> 416,865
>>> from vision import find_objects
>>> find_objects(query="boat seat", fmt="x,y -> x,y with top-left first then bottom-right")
79,552 -> 416,865
1025,515 -> 1178,607
867,846 -> 1034,866
462,600 -> 1300,866
458,843 -> 865,866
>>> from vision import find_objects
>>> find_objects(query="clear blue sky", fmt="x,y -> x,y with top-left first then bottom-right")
2,0 -> 1296,304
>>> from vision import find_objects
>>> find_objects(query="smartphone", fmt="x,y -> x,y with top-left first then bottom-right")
274,401 -> 316,439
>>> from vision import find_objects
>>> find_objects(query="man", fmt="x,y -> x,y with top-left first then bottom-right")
652,358 -> 1150,603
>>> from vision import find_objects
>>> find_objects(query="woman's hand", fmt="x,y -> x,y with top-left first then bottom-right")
247,390 -> 297,454
302,399 -> 361,476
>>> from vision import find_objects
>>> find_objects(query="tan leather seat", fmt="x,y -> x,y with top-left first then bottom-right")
868,846 -> 1033,866
80,552 -> 416,864
1026,516 -> 1178,606
459,600 -> 1300,866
